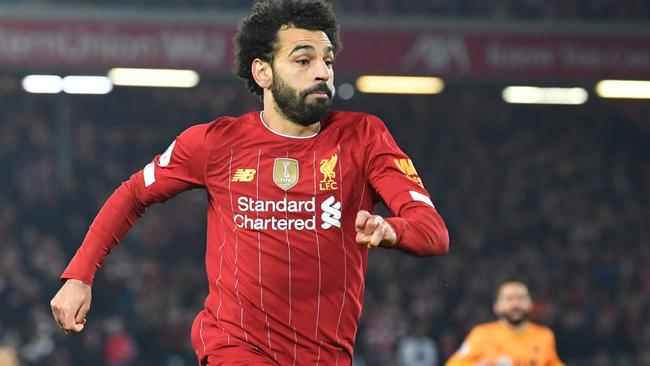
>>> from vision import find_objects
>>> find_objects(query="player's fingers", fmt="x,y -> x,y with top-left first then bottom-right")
75,301 -> 90,326
51,310 -> 65,331
62,302 -> 81,332
356,215 -> 386,245
356,231 -> 370,245
368,223 -> 387,247
363,215 -> 381,235
355,210 -> 371,231
50,298 -> 67,331
76,298 -> 90,321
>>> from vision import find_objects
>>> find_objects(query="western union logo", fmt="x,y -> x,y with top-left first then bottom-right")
394,158 -> 423,187
319,154 -> 338,191
273,158 -> 299,190
232,168 -> 256,182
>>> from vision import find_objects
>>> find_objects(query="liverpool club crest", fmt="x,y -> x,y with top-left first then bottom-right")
319,154 -> 338,191
273,158 -> 299,190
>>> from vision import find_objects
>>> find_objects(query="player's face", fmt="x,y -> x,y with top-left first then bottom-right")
493,283 -> 532,326
270,27 -> 335,126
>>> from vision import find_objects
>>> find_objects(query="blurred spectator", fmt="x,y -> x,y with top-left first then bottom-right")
396,320 -> 439,366
104,317 -> 137,366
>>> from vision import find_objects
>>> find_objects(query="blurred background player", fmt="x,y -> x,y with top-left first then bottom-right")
445,281 -> 564,366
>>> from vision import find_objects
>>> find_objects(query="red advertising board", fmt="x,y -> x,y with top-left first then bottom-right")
0,17 -> 648,79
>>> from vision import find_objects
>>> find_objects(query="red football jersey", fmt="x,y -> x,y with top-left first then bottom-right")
62,110 -> 448,365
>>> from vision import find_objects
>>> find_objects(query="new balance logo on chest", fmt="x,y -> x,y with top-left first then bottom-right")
232,168 -> 257,182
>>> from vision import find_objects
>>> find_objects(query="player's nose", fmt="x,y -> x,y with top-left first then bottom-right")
314,59 -> 332,82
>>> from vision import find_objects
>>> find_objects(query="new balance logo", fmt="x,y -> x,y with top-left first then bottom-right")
232,169 -> 256,182
321,196 -> 341,229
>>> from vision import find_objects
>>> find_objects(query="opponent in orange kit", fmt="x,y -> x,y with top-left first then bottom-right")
445,282 -> 564,366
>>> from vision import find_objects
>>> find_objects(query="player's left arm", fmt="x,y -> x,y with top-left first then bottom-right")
359,115 -> 449,256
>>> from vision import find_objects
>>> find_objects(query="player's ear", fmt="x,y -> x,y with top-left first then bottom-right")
252,58 -> 272,90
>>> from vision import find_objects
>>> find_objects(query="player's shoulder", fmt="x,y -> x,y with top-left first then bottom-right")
325,110 -> 389,132
179,112 -> 255,141
192,115 -> 240,134
461,321 -> 501,341
472,321 -> 502,335
527,322 -> 556,338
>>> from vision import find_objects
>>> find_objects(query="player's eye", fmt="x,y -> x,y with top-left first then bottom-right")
297,59 -> 310,65
325,60 -> 334,67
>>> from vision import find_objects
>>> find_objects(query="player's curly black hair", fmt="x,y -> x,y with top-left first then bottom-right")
234,0 -> 342,96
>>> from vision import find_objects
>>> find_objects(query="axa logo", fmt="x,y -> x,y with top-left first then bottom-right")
401,34 -> 471,72
320,196 -> 341,229
319,154 -> 338,191
394,158 -> 423,187
232,168 -> 256,182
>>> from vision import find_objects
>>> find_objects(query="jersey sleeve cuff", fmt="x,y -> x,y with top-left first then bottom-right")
60,272 -> 94,287
60,256 -> 98,286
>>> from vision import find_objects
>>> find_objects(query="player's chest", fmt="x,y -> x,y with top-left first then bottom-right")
489,336 -> 549,365
204,146 -> 366,199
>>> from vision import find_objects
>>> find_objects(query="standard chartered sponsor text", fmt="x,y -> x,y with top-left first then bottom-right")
235,196 -> 316,230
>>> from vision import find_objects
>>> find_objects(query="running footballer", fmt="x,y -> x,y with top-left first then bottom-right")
50,1 -> 450,364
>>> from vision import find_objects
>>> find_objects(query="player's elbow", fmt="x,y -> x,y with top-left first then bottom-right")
396,205 -> 450,257
433,225 -> 450,255
421,224 -> 449,256
422,210 -> 449,256
404,225 -> 449,257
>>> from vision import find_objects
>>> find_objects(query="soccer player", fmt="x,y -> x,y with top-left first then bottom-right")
445,282 -> 564,366
50,0 -> 450,364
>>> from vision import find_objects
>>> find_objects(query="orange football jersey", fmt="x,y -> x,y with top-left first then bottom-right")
445,321 -> 564,366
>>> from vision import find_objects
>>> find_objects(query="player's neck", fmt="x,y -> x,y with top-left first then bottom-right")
261,100 -> 321,138
500,318 -> 529,333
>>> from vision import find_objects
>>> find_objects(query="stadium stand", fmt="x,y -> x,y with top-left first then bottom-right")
0,76 -> 648,365
1,1 -> 648,365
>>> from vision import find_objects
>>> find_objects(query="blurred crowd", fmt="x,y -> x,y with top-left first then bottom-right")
3,0 -> 650,21
0,74 -> 648,366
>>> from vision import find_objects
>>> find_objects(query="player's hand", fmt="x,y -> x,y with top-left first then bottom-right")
50,279 -> 92,334
355,210 -> 397,249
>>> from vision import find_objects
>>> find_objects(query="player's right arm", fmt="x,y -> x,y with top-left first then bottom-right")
50,123 -> 209,333
444,327 -> 489,366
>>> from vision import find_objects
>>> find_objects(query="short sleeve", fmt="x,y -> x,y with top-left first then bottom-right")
365,114 -> 435,215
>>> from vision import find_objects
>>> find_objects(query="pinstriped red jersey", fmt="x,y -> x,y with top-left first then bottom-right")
62,110 -> 445,365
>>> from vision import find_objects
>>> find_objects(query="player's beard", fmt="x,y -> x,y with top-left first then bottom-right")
271,72 -> 332,126
502,309 -> 529,327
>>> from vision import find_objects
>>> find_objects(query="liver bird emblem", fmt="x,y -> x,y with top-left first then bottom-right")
320,154 -> 338,182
